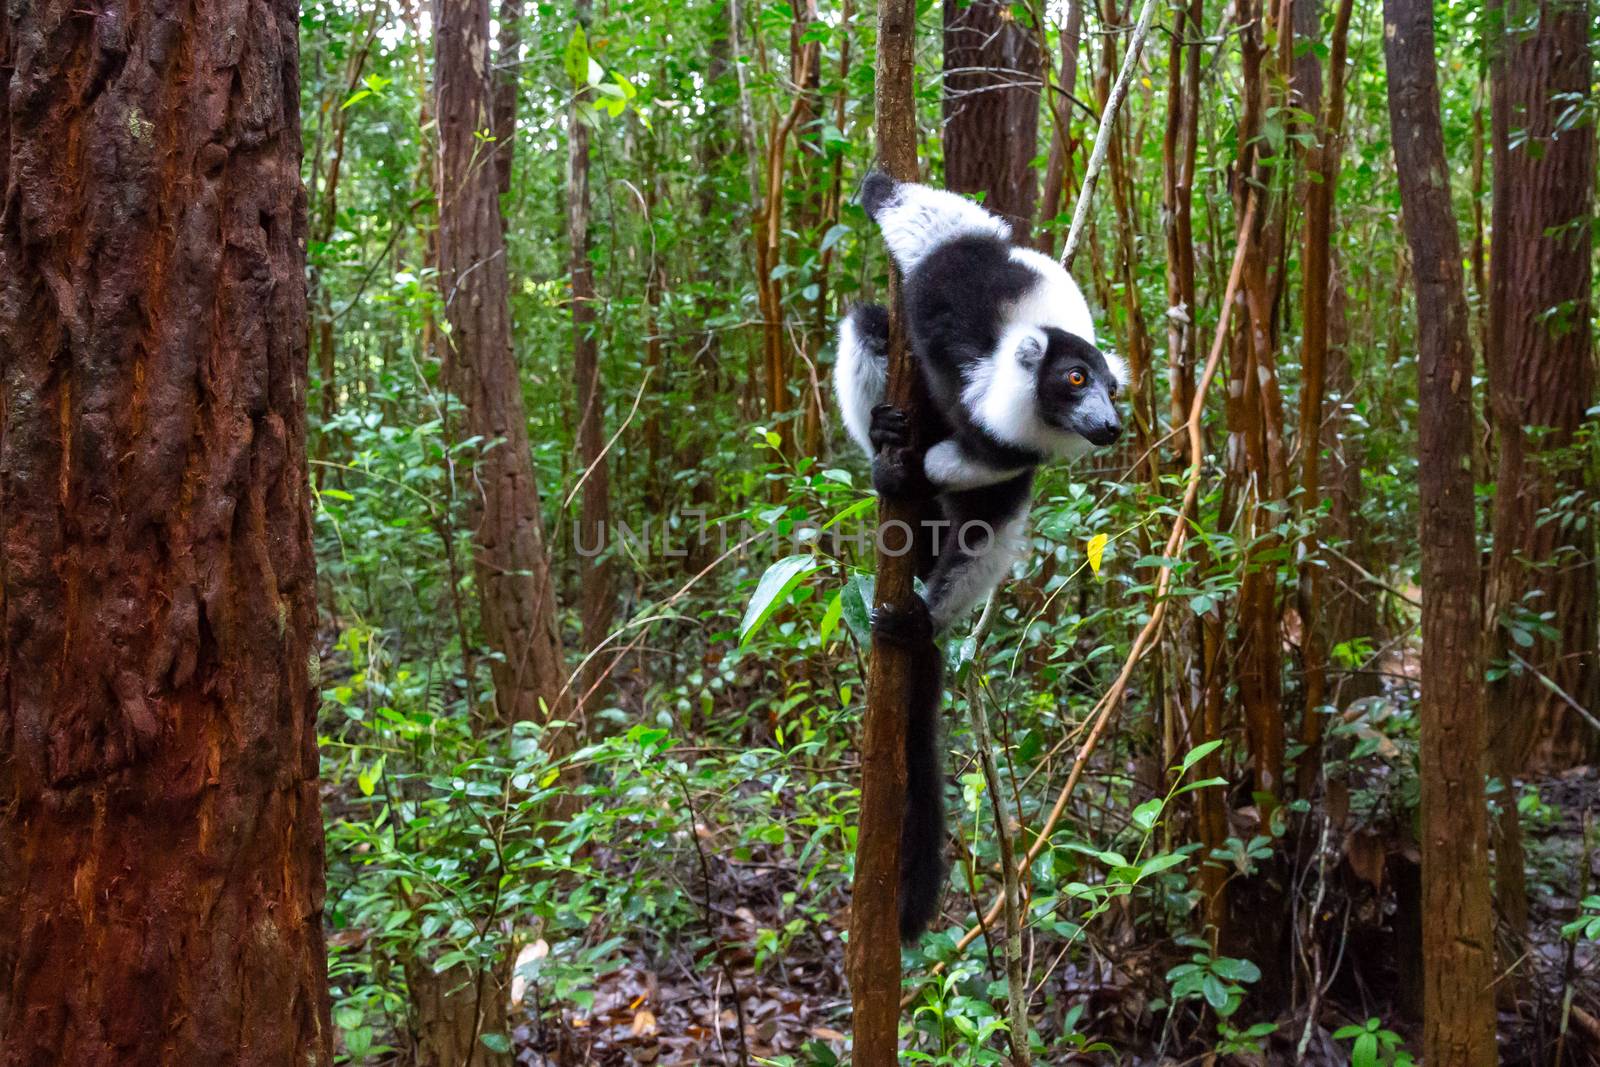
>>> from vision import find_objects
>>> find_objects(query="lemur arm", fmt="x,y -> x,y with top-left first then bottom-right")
921,440 -> 1027,492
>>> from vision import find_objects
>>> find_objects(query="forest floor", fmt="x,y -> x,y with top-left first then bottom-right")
511,764 -> 1600,1066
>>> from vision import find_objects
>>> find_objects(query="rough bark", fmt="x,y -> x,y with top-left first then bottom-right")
493,0 -> 521,201
569,1 -> 613,717
1382,1 -> 1499,1060
435,0 -> 571,729
847,2 -> 919,1058
0,0 -> 332,1060
941,0 -> 1043,236
1485,0 -> 1597,772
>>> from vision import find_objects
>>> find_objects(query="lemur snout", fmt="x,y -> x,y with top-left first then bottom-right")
1086,415 -> 1122,446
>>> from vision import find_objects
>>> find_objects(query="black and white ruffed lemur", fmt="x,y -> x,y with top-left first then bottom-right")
834,171 -> 1128,940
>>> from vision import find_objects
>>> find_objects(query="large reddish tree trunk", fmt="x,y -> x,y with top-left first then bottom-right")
435,0 -> 570,728
1485,0 -> 1597,772
941,0 -> 1042,237
1383,1 -> 1498,1060
0,0 -> 332,1060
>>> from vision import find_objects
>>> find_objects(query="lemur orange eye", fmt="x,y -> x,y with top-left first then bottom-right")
1067,369 -> 1086,387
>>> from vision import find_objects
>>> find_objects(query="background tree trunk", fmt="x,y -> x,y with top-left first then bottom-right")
1485,0 -> 1597,773
570,0 -> 614,717
941,0 -> 1042,237
435,0 -> 571,729
1037,0 -> 1084,245
1293,0 -> 1355,794
0,0 -> 332,1059
1383,1 -> 1498,1060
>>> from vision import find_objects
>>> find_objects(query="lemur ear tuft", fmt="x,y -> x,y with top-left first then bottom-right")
1016,333 -> 1045,373
859,170 -> 898,221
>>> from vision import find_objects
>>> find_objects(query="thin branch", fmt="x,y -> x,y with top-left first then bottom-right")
1060,0 -> 1160,270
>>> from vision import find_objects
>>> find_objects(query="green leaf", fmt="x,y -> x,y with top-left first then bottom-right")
1353,1031 -> 1379,1067
1201,973 -> 1230,1010
563,25 -> 590,86
357,756 -> 384,797
819,591 -> 844,647
479,1032 -> 512,1053
1131,797 -> 1163,832
1137,852 -> 1188,879
840,574 -> 874,645
739,554 -> 822,644
1209,956 -> 1260,983
1172,776 -> 1229,798
1178,739 -> 1223,774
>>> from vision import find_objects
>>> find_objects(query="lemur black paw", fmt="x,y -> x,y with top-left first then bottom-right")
871,596 -> 935,648
868,404 -> 910,453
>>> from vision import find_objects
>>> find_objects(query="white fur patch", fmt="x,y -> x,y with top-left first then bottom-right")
928,513 -> 1030,631
963,324 -> 1060,455
834,314 -> 885,459
1004,247 -> 1097,344
874,182 -> 1011,275
923,439 -> 1026,491
1100,350 -> 1130,391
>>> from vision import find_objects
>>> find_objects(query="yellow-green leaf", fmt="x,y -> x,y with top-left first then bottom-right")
1087,533 -> 1109,576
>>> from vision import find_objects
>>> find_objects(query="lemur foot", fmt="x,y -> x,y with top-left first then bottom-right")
869,404 -> 922,499
870,595 -> 935,648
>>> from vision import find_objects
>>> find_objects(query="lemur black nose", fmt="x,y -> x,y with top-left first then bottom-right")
1086,414 -> 1122,446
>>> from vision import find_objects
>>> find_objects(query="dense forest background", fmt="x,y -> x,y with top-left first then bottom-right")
1,0 -> 1597,1063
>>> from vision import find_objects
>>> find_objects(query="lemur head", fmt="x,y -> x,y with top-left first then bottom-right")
1029,328 -> 1124,447
966,324 -> 1127,457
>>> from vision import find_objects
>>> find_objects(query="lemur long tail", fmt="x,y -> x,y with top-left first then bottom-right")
899,638 -> 946,941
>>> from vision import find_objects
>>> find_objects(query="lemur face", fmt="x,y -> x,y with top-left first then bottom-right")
1033,328 -> 1123,447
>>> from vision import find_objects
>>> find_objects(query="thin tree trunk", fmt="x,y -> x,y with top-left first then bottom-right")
493,0 -> 521,202
1232,0 -> 1287,809
1485,0 -> 1597,773
435,0 -> 572,728
1163,0 -> 1202,448
848,1 -> 920,1058
1382,1 -> 1498,1060
310,13 -> 380,485
752,19 -> 812,461
942,0 -> 1043,236
1096,0 -> 1154,472
0,0 -> 333,1058
1037,0 -> 1084,244
1293,0 -> 1355,794
569,0 -> 613,716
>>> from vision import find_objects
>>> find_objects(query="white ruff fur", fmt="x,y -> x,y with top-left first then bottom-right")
874,183 -> 1011,274
833,314 -> 884,458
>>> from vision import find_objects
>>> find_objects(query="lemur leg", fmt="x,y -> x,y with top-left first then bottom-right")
833,304 -> 889,458
923,529 -> 1021,632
